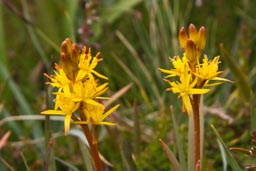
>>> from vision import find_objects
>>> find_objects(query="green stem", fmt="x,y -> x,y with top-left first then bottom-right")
192,94 -> 200,171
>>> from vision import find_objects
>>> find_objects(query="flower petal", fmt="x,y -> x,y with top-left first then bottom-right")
102,104 -> 120,120
41,110 -> 66,115
91,70 -> 108,80
181,95 -> 192,116
64,114 -> 72,135
187,88 -> 210,95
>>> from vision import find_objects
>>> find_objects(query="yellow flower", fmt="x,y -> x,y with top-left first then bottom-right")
196,55 -> 221,79
159,24 -> 230,116
164,72 -> 209,115
71,77 -> 109,105
73,103 -> 120,126
194,55 -> 231,87
41,38 -> 120,135
76,47 -> 108,82
44,63 -> 70,93
158,56 -> 189,78
41,93 -> 80,135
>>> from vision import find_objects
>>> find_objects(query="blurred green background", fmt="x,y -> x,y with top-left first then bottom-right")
0,0 -> 256,170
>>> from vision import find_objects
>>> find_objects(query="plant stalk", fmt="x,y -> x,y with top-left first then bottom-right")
192,94 -> 200,171
79,112 -> 102,171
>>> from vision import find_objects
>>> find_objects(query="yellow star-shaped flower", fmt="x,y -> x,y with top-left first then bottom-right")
73,103 -> 120,126
41,93 -> 80,135
44,63 -> 70,93
76,47 -> 108,82
164,72 -> 209,115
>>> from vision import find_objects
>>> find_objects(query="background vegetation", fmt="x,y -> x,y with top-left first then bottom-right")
0,0 -> 256,170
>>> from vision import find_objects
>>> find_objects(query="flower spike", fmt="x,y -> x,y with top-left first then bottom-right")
159,24 -> 231,115
41,38 -> 119,135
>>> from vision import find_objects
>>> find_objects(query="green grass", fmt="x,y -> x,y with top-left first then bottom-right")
1,0 -> 256,170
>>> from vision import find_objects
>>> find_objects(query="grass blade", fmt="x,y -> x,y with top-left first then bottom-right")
78,138 -> 94,171
170,106 -> 187,171
54,157 -> 80,171
35,28 -> 59,52
220,43 -> 252,102
1,109 -> 23,136
21,0 -> 50,67
0,63 -> 42,139
101,0 -> 142,24
112,53 -> 152,109
104,83 -> 133,107
211,124 -> 243,171
217,139 -> 227,171
188,114 -> 194,171
0,2 -> 7,65
115,30 -> 162,102
159,139 -> 181,171
20,152 -> 31,171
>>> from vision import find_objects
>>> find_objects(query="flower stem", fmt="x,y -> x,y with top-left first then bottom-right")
78,113 -> 102,171
192,94 -> 200,171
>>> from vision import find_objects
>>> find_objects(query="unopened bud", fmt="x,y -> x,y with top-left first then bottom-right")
179,27 -> 188,49
61,38 -> 72,55
71,44 -> 80,65
60,52 -> 73,79
197,26 -> 206,50
60,39 -> 79,81
189,24 -> 197,43
185,39 -> 196,63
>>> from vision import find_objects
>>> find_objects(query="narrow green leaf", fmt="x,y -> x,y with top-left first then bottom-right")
251,105 -> 256,131
101,0 -> 142,24
115,30 -> 162,105
0,62 -> 43,139
120,140 -> 138,171
170,106 -> 187,171
21,0 -> 50,67
217,139 -> 227,171
20,152 -> 31,171
133,100 -> 141,157
211,124 -> 243,171
200,98 -> 205,169
159,139 -> 181,171
220,43 -> 252,102
1,109 -> 22,137
112,53 -> 152,109
188,114 -> 194,171
78,138 -> 94,171
65,0 -> 79,41
0,2 -> 7,65
35,28 -> 59,52
54,157 -> 80,171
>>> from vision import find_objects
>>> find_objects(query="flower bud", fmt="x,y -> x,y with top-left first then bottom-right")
197,26 -> 206,50
185,39 -> 196,64
179,27 -> 188,49
71,44 -> 80,65
60,39 -> 79,80
189,24 -> 197,43
61,38 -> 72,55
60,53 -> 75,80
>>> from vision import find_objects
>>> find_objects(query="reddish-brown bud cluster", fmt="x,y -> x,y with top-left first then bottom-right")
178,24 -> 206,67
60,38 -> 80,80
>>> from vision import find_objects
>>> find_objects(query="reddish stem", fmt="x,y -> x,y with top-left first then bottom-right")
192,94 -> 200,171
79,113 -> 102,171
